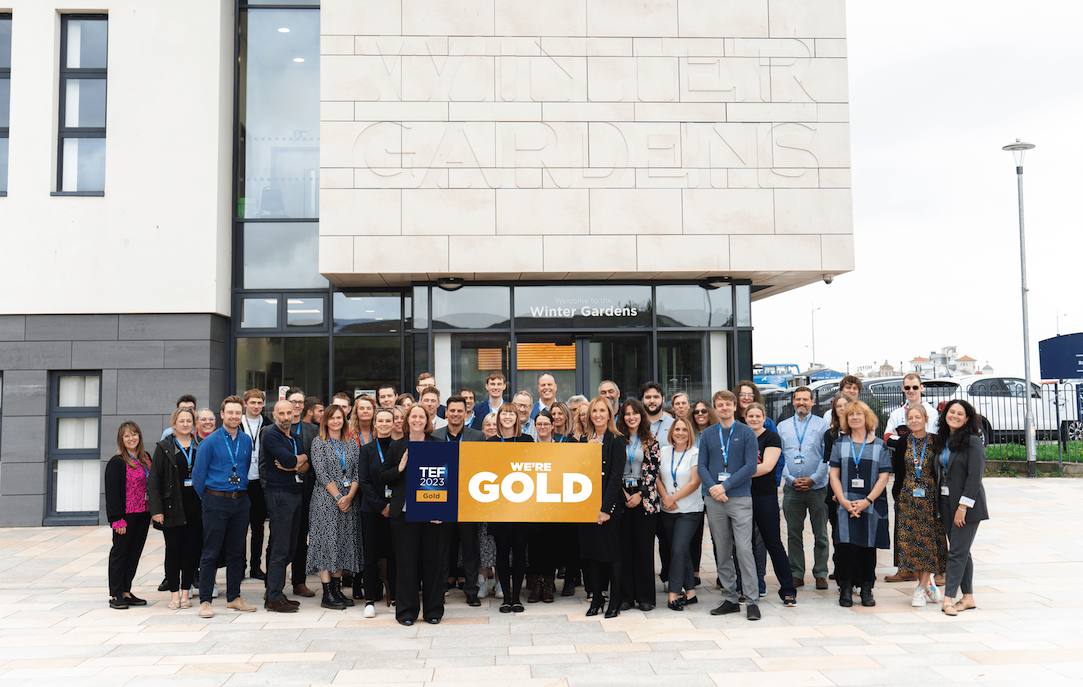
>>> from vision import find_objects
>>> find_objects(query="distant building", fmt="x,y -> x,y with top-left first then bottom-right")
909,347 -> 983,377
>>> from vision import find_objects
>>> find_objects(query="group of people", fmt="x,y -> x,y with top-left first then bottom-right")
104,370 -> 988,624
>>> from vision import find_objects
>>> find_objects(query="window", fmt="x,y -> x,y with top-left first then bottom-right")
47,373 -> 102,525
0,15 -> 11,194
56,16 -> 107,194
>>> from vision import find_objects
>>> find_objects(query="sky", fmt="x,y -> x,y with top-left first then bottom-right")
751,1 -> 1083,380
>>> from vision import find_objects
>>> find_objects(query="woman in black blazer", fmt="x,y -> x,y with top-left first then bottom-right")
148,408 -> 203,610
378,404 -> 451,626
578,396 -> 628,618
933,400 -> 989,616
487,402 -> 535,613
105,421 -> 153,610
357,407 -> 398,618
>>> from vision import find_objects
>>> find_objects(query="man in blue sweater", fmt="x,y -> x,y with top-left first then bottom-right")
261,399 -> 307,612
697,390 -> 762,621
192,395 -> 256,618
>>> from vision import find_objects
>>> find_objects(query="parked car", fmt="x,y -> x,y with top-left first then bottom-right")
915,375 -> 1071,444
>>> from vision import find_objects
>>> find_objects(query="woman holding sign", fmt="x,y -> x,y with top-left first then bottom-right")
579,396 -> 628,618
487,403 -> 535,613
380,404 -> 450,626
616,399 -> 662,612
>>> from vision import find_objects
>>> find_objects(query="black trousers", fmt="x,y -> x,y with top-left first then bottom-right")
162,512 -> 202,592
835,543 -> 876,585
390,517 -> 451,623
291,477 -> 314,586
361,510 -> 397,603
526,523 -> 559,578
246,480 -> 267,572
493,526 -> 529,605
109,512 -> 150,599
751,494 -> 798,598
691,507 -> 706,574
657,518 -> 672,581
266,489 -> 302,602
444,522 -> 481,596
619,506 -> 658,606
556,524 -> 580,583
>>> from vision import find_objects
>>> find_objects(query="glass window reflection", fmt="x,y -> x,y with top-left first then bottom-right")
735,285 -> 751,326
334,292 -> 402,333
432,286 -> 510,329
243,222 -> 327,289
241,297 -> 278,328
334,337 -> 401,398
64,79 -> 106,128
60,137 -> 106,193
0,17 -> 11,69
238,9 -> 319,219
514,285 -> 651,329
65,19 -> 107,69
0,78 -> 9,128
412,287 -> 428,329
656,285 -> 732,327
236,337 -> 327,401
286,297 -> 324,328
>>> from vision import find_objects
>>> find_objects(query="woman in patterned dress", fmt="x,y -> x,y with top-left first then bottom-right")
892,405 -> 947,608
829,400 -> 891,608
307,404 -> 360,610
616,399 -> 662,611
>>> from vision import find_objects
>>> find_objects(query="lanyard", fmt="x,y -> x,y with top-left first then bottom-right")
910,435 -> 928,480
289,432 -> 299,455
242,416 -> 262,443
941,448 -> 951,468
651,419 -> 663,437
223,432 -> 239,473
331,439 -> 348,475
130,453 -> 149,483
670,448 -> 688,490
848,436 -> 867,470
717,424 -> 733,470
376,438 -> 387,463
445,430 -> 462,442
174,438 -> 194,469
793,415 -> 810,453
626,435 -> 640,471
358,430 -> 371,447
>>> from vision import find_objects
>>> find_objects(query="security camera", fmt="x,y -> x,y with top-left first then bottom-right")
823,275 -> 834,285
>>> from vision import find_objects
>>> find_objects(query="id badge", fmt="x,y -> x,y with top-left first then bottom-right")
228,473 -> 240,485
718,472 -> 730,483
851,478 -> 864,489
295,474 -> 304,484
343,479 -> 351,487
794,457 -> 805,465
184,479 -> 194,487
941,486 -> 949,496
912,488 -> 926,498
384,487 -> 393,499
624,479 -> 636,488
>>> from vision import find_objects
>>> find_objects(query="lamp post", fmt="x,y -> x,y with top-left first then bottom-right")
1003,138 -> 1037,478
1056,311 -> 1068,337
811,305 -> 821,368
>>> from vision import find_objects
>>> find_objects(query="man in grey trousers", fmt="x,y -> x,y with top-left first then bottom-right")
698,390 -> 762,621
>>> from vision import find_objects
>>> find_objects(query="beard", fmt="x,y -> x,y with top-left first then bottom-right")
276,418 -> 292,432
644,401 -> 661,414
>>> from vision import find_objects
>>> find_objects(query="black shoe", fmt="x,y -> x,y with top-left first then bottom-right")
860,586 -> 876,607
667,599 -> 684,611
604,606 -> 620,618
109,597 -> 129,610
331,578 -> 353,607
693,576 -> 701,587
738,593 -> 747,603
711,600 -> 740,616
828,573 -> 836,580
561,578 -> 577,596
638,603 -> 654,612
398,619 -> 414,626
619,601 -> 632,611
426,617 -> 440,624
556,566 -> 566,579
321,582 -> 346,610
157,578 -> 169,592
585,604 -> 602,617
839,583 -> 853,608
124,593 -> 147,606
683,595 -> 698,605
511,603 -> 525,613
500,603 -> 513,613
466,594 -> 480,607
746,604 -> 761,621
250,568 -> 267,581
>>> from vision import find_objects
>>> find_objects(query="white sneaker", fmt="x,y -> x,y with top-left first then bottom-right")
911,586 -> 927,607
927,584 -> 943,603
494,581 -> 504,599
478,573 -> 488,599
364,603 -> 376,618
212,583 -> 219,599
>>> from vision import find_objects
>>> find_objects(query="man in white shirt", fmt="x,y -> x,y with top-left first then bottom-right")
241,389 -> 269,581
640,382 -> 674,448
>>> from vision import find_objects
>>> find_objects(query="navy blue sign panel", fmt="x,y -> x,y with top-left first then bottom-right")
405,441 -> 459,522
1038,333 -> 1083,380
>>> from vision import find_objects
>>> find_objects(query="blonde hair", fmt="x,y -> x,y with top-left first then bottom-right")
586,395 -> 621,440
406,404 -> 434,435
667,418 -> 694,449
841,400 -> 879,435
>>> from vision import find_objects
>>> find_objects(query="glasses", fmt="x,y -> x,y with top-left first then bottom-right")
903,385 -> 920,391
738,393 -> 755,399
693,409 -> 709,415
514,403 -> 530,410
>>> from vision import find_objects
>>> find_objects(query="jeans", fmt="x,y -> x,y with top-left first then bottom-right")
199,492 -> 250,603
752,493 -> 798,598
660,511 -> 699,594
108,512 -> 150,599
782,485 -> 830,579
705,495 -> 757,605
265,489 -> 302,602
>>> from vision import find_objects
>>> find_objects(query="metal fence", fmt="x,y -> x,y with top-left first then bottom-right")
764,381 -> 1082,463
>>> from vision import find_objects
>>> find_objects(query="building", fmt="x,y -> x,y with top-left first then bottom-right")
909,347 -> 981,378
0,0 -> 854,526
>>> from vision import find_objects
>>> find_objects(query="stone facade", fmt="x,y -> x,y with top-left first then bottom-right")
319,0 -> 854,295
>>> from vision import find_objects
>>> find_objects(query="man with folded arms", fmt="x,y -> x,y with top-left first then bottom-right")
261,399 -> 309,612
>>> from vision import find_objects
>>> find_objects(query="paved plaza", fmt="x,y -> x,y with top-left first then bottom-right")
0,477 -> 1080,686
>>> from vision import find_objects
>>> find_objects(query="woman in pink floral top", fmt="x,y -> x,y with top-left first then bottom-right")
105,421 -> 153,610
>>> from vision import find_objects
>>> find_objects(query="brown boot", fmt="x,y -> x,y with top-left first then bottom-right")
884,569 -> 916,583
526,575 -> 542,603
542,576 -> 556,603
293,583 -> 316,597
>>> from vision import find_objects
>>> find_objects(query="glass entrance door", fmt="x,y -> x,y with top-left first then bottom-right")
515,333 -> 650,404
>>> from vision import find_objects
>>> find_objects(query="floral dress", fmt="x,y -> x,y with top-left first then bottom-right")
307,437 -> 361,574
894,436 -> 947,573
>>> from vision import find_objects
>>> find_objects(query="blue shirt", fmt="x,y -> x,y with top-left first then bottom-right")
697,420 -> 758,498
529,401 -> 552,421
192,427 -> 253,498
778,413 -> 830,489
470,398 -> 504,430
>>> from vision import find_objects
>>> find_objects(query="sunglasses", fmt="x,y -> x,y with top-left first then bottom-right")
693,409 -> 709,415
903,386 -> 920,391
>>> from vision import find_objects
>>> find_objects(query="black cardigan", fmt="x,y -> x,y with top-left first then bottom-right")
580,431 -> 628,517
148,437 -> 200,528
104,452 -> 150,526
377,436 -> 427,518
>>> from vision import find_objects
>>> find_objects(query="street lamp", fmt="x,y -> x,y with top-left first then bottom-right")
1056,310 -> 1069,337
811,305 -> 822,368
1002,138 -> 1037,478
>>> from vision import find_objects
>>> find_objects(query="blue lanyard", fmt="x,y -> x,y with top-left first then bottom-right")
223,433 -> 239,473
445,430 -> 462,442
129,453 -> 149,483
670,448 -> 688,490
499,435 -> 506,442
910,436 -> 928,480
331,439 -> 348,474
174,438 -> 194,469
793,415 -> 810,453
358,431 -> 371,447
848,436 -> 867,470
376,438 -> 386,463
626,435 -> 640,470
717,424 -> 733,469
941,448 -> 951,468
559,433 -> 568,443
289,431 -> 299,455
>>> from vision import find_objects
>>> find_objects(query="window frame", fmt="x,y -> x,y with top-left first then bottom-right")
0,13 -> 11,197
54,14 -> 108,197
45,371 -> 103,526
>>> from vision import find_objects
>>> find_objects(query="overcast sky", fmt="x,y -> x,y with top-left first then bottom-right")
752,0 -> 1083,380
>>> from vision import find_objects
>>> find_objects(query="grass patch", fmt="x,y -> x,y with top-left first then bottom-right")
985,441 -> 1083,463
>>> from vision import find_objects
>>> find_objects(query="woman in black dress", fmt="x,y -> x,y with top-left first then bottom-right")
357,407 -> 397,618
487,402 -> 534,613
578,396 -> 628,618
616,399 -> 661,611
